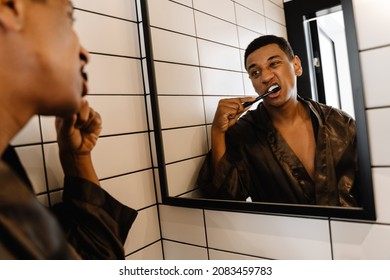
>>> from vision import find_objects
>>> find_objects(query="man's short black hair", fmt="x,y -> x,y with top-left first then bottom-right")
244,35 -> 295,69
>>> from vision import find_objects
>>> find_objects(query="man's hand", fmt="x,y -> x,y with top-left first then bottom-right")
210,96 -> 255,172
55,99 -> 102,185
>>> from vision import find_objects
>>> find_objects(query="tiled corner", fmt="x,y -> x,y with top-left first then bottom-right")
126,241 -> 163,260
124,206 -> 161,255
193,0 -> 236,23
159,205 -> 207,246
162,240 -> 208,260
15,145 -> 47,194
11,116 -> 41,146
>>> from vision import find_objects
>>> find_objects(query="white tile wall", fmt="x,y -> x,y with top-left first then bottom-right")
209,249 -> 262,260
353,0 -> 390,50
74,10 -> 140,57
151,28 -> 199,65
195,11 -> 239,47
73,0 -> 137,21
149,0 -> 390,261
154,62 -> 202,95
159,205 -> 207,246
205,210 -> 331,259
360,46 -> 390,108
158,96 -> 205,129
8,0 -> 162,260
166,157 -> 205,196
163,240 -> 208,259
331,221 -> 390,259
87,54 -> 144,95
148,0 -> 196,36
124,206 -> 161,255
15,0 -> 387,261
367,108 -> 390,166
162,126 -> 208,164
193,0 -> 236,23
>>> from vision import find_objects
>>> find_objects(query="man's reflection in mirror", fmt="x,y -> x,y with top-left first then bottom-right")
197,35 -> 359,207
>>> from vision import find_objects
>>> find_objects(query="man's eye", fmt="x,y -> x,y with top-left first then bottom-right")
251,70 -> 260,78
270,61 -> 280,67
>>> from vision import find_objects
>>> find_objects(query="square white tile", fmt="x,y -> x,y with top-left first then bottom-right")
197,39 -> 242,71
264,0 -> 285,25
353,0 -> 390,50
126,241 -> 163,260
151,28 -> 199,65
87,55 -> 144,95
86,95 -> 148,136
15,145 -> 47,194
11,116 -> 41,146
155,62 -> 202,95
201,68 -> 245,96
165,157 -> 205,197
367,108 -> 390,166
93,133 -> 152,179
158,96 -> 205,129
360,46 -> 390,108
195,11 -> 239,47
162,240 -> 208,260
193,0 -> 236,23
148,0 -> 196,36
371,168 -> 390,224
331,221 -> 390,259
162,126 -> 208,164
74,10 -> 140,57
124,206 -> 161,255
205,210 -> 331,259
73,0 -> 137,21
235,4 -> 266,34
235,0 -> 264,14
159,205 -> 207,246
100,170 -> 156,211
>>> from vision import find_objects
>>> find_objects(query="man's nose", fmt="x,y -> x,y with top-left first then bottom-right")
261,68 -> 274,83
79,46 -> 90,64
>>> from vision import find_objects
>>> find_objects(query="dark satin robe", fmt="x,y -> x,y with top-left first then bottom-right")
197,97 -> 359,207
0,146 -> 137,259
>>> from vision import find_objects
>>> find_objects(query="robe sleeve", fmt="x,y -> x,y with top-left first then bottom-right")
196,150 -> 249,201
52,176 -> 138,259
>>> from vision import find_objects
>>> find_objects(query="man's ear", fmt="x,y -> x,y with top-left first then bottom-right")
293,55 -> 303,77
0,0 -> 25,31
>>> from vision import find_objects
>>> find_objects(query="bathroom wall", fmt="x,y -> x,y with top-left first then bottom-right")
11,0 -> 163,259
12,0 -> 390,260
153,0 -> 390,260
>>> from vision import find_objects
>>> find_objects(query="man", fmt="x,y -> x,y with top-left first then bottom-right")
0,0 -> 137,259
197,35 -> 358,207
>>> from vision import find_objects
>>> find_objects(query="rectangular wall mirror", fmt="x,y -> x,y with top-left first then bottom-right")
141,0 -> 376,220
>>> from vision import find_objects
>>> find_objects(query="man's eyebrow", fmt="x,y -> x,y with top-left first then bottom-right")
267,55 -> 282,61
247,55 -> 282,70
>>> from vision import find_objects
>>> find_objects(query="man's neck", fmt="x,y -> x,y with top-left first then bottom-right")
266,98 -> 309,128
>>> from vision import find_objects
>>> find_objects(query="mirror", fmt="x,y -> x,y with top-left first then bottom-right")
142,0 -> 376,220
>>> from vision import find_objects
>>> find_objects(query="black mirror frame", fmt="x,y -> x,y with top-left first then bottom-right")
141,0 -> 376,220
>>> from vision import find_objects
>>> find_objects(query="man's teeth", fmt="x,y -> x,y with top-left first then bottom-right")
268,85 -> 279,92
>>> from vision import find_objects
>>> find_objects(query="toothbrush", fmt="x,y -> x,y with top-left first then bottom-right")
242,85 -> 281,108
